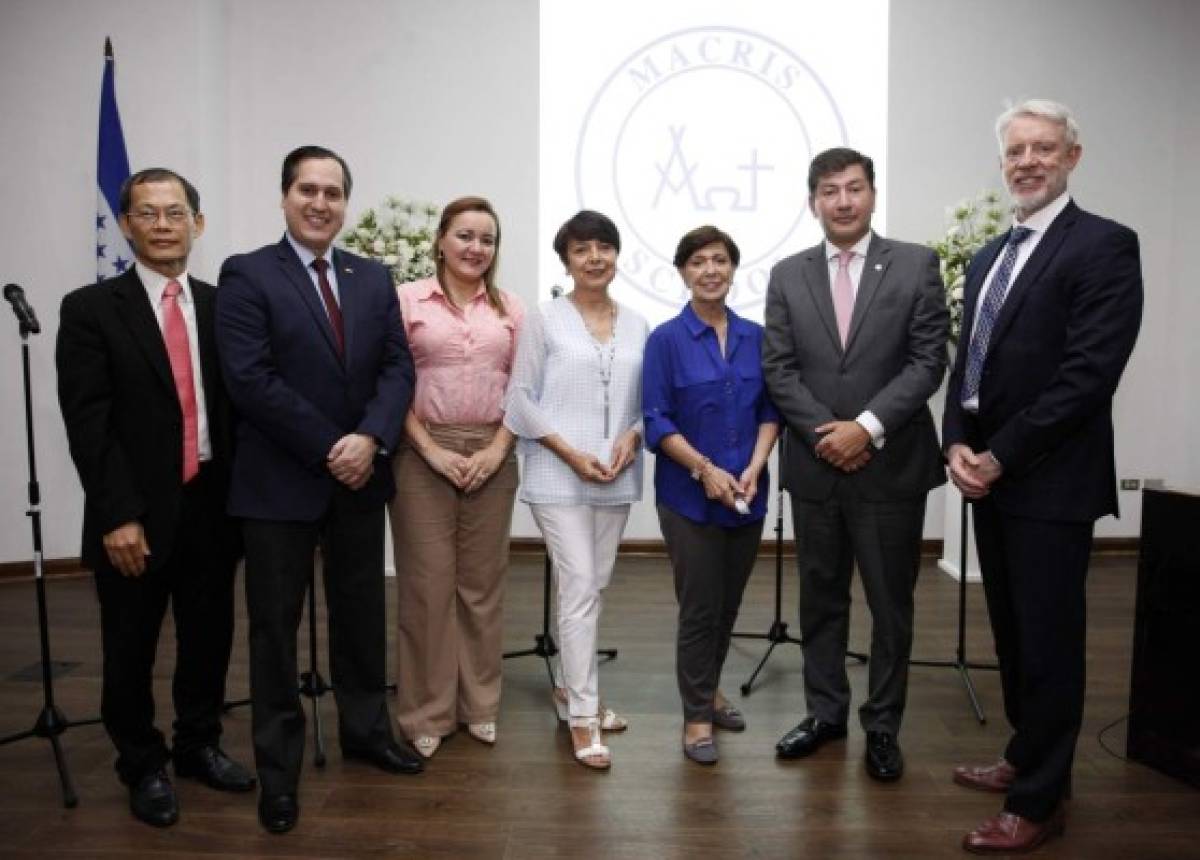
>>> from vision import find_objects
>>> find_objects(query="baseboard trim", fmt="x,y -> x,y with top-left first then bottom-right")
2,536 -> 1141,581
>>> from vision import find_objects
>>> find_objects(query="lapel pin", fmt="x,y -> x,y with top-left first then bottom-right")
344,266 -> 354,274
874,263 -> 883,271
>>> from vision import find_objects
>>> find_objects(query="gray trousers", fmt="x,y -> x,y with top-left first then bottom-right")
659,505 -> 763,723
792,488 -> 926,735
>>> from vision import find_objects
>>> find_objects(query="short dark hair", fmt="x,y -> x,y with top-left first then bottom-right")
281,145 -> 353,197
118,168 -> 200,214
673,225 -> 741,268
552,210 -> 621,265
807,147 -> 875,195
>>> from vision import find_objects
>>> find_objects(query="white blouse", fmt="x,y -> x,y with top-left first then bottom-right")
504,295 -> 648,505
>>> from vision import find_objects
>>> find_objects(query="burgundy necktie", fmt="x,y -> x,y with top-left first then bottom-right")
832,250 -> 855,347
311,258 -> 344,357
162,279 -> 199,482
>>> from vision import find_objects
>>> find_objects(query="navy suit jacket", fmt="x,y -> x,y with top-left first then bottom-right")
215,237 -> 414,521
942,201 -> 1143,523
56,268 -> 237,573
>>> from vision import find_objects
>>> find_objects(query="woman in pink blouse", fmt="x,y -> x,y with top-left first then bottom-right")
390,196 -> 524,759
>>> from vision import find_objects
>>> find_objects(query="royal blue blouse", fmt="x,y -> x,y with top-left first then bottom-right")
643,303 -> 780,527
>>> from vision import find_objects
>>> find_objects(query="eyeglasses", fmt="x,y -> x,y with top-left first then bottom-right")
128,207 -> 192,226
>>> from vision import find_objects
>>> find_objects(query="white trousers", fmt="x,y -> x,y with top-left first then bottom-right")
530,503 -> 630,719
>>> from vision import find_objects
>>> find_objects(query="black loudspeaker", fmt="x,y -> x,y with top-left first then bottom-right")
1126,487 -> 1200,789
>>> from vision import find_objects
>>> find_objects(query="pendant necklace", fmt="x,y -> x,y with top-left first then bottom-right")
573,296 -> 618,439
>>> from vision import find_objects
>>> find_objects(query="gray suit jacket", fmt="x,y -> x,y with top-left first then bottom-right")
763,233 -> 948,502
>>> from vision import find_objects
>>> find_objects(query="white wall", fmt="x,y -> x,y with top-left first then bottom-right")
0,0 -> 1195,561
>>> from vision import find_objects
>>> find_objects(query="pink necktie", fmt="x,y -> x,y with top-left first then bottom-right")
162,279 -> 199,482
833,250 -> 855,347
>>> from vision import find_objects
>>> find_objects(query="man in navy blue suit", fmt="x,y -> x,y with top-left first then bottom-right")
942,101 -> 1142,854
216,146 -> 420,834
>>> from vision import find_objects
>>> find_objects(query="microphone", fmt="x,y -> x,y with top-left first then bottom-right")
4,284 -> 40,335
550,284 -> 564,299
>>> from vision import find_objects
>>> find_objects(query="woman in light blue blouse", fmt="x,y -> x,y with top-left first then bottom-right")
504,210 -> 648,770
642,225 -> 779,765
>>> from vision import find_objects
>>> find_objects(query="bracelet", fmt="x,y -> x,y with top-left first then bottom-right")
690,456 -> 711,481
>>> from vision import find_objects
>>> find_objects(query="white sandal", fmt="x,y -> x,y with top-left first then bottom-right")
569,718 -> 610,770
553,687 -> 628,732
412,735 -> 440,758
598,705 -> 628,733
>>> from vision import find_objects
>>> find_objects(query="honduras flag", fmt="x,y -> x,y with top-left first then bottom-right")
96,37 -> 133,281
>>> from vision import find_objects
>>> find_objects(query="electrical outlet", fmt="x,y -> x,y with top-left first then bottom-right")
1120,478 -> 1140,491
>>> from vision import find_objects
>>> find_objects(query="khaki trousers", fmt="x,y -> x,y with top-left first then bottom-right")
390,423 -> 517,739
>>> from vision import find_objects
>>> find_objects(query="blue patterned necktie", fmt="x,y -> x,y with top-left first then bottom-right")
962,226 -> 1034,403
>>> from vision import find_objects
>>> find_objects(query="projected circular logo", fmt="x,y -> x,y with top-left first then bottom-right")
575,26 -> 847,314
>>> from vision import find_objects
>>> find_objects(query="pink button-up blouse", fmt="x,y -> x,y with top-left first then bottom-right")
398,277 -> 525,425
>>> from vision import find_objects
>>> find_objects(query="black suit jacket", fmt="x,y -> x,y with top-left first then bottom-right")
56,268 -> 237,573
942,201 -> 1143,522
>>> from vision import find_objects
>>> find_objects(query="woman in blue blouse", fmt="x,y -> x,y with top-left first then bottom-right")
643,225 -> 780,765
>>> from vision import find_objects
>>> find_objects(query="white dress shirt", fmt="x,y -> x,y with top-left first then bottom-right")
136,262 -> 212,461
962,191 -> 1072,412
286,231 -> 342,304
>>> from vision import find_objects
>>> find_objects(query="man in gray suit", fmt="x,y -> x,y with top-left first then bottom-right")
763,147 -> 948,780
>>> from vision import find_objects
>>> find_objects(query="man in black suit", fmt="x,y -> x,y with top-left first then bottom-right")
943,100 -> 1143,854
215,146 -> 419,834
56,168 -> 254,828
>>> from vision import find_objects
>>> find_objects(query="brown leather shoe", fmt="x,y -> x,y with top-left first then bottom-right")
962,808 -> 1064,854
953,758 -> 1016,793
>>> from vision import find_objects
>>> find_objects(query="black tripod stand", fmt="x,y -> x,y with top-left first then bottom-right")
733,489 -> 867,696
504,549 -> 617,687
0,306 -> 101,807
299,567 -> 333,766
909,497 -> 998,723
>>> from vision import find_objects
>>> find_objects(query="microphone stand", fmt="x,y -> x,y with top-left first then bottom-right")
504,548 -> 617,688
909,496 -> 998,723
733,488 -> 867,696
0,320 -> 101,807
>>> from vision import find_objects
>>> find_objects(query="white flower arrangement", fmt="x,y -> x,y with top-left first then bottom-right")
929,190 -> 1008,343
340,196 -> 440,285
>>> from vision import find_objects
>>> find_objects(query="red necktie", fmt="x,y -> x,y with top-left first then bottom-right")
311,258 -> 344,356
162,279 -> 199,482
832,250 -> 855,347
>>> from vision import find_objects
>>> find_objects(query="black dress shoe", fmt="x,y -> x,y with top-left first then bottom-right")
864,730 -> 904,781
258,792 -> 299,834
129,768 -> 179,828
343,740 -> 424,774
775,716 -> 847,759
175,745 -> 257,793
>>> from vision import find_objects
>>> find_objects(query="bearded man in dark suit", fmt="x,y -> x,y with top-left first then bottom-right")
943,100 -> 1143,854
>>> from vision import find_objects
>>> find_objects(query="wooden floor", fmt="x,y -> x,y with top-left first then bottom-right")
0,551 -> 1195,859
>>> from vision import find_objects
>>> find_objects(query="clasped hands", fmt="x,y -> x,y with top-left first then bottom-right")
698,461 -> 762,511
814,420 -> 872,473
423,440 -> 508,494
327,433 -> 378,490
568,428 -> 640,484
946,443 -> 1003,499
